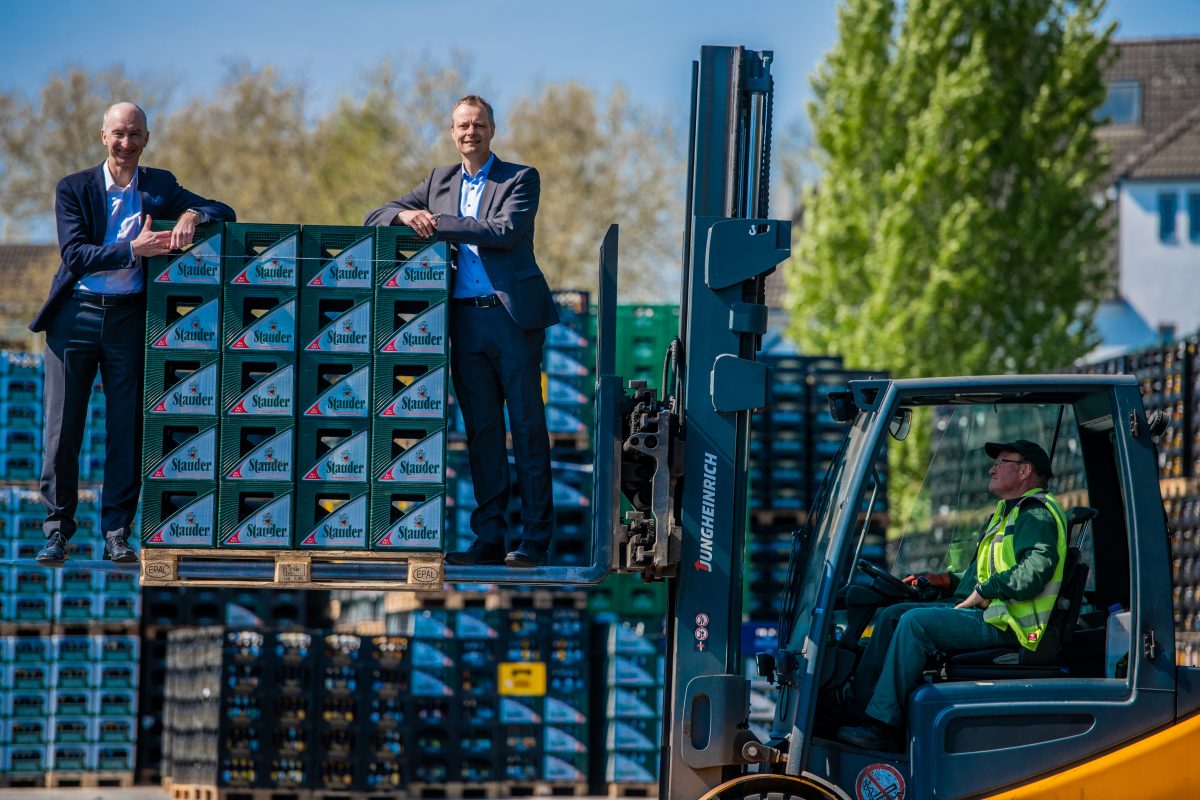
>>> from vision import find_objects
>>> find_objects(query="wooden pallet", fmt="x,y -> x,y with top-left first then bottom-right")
141,548 -> 444,591
607,783 -> 658,798
382,588 -> 588,613
0,772 -> 46,789
170,786 -> 311,800
502,781 -> 589,798
45,770 -> 136,788
0,622 -> 52,636
51,620 -> 140,636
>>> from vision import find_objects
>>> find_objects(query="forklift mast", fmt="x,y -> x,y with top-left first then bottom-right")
598,45 -> 791,800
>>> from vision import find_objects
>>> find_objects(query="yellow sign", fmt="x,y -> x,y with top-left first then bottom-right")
498,662 -> 546,696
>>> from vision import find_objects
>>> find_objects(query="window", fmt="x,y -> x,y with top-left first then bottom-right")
1159,192 -> 1178,243
1189,192 -> 1200,244
1096,80 -> 1141,125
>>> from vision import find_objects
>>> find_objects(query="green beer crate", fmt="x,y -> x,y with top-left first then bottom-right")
372,358 -> 448,421
217,481 -> 295,548
301,297 -> 372,355
370,420 -> 446,486
140,482 -> 218,548
223,292 -> 297,352
369,486 -> 444,551
295,482 -> 370,550
146,292 -> 221,352
142,418 -> 219,480
143,352 -> 219,418
300,225 -> 375,288
221,353 -> 296,416
219,419 -> 295,482
373,295 -> 448,358
298,356 -> 371,419
298,419 -> 370,482
223,222 -> 299,286
146,220 -> 223,295
374,231 -> 449,293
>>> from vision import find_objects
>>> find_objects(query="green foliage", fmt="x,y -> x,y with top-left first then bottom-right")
788,0 -> 1114,523
506,83 -> 683,299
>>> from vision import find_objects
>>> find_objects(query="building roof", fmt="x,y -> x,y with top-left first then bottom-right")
1120,102 -> 1200,180
1099,37 -> 1200,182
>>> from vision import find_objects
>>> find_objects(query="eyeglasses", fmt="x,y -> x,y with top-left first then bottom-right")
991,458 -> 1026,470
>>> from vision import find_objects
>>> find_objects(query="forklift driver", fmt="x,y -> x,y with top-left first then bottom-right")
837,439 -> 1068,751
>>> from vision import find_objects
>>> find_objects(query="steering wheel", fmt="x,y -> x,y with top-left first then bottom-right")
857,559 -> 919,597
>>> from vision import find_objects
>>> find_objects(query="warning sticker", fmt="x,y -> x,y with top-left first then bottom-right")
856,763 -> 906,800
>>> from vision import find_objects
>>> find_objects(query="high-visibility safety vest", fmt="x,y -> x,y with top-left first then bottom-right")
975,488 -> 1068,651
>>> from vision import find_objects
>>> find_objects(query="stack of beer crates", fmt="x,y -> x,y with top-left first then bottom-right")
140,222 -> 225,549
295,225 -> 375,550
745,354 -> 888,621
602,618 -> 666,791
216,222 -> 300,549
370,229 -> 451,553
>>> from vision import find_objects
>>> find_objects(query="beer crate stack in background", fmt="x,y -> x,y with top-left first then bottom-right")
1068,337 -> 1200,667
216,223 -> 300,549
0,347 -> 141,790
745,354 -> 889,622
602,618 -> 666,792
141,222 -> 224,550
295,226 -> 376,551
371,229 -> 451,554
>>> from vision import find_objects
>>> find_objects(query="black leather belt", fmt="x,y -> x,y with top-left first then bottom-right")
72,289 -> 144,308
453,294 -> 501,308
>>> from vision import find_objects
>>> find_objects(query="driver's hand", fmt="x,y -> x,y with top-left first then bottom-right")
902,572 -> 952,591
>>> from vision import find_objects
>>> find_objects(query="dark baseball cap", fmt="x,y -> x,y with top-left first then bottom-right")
985,439 -> 1053,478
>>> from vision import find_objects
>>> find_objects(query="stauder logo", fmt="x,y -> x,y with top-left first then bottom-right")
248,445 -> 290,474
322,509 -> 363,541
253,383 -> 291,410
172,380 -> 213,408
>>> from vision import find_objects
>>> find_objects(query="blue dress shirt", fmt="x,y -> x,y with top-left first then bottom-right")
77,161 -> 143,295
452,153 -> 497,298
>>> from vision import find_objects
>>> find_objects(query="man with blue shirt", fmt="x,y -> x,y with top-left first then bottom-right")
365,95 -> 559,568
30,102 -> 235,565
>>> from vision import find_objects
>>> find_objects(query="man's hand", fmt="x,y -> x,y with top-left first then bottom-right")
396,209 -> 439,238
955,589 -> 991,610
130,216 -> 172,258
170,210 -> 201,250
902,572 -> 952,592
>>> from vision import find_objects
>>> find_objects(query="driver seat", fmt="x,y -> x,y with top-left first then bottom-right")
942,506 -> 1095,681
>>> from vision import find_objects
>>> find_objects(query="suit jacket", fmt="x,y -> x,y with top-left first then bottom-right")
30,164 -> 236,333
364,155 -> 559,330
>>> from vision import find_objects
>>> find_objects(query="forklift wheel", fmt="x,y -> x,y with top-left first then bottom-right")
699,773 -> 847,800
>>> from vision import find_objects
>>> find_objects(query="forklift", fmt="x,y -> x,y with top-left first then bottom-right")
588,45 -> 1200,800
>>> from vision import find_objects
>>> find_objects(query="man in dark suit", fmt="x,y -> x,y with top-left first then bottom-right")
365,95 -> 559,568
31,102 -> 235,564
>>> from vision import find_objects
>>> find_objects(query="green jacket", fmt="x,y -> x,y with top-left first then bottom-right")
951,495 -> 1061,601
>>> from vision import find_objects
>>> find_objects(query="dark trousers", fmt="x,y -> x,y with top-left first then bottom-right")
450,304 -> 554,548
852,600 -> 1009,727
40,295 -> 145,541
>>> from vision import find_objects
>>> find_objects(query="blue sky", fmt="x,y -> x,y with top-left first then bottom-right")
5,0 -> 1198,134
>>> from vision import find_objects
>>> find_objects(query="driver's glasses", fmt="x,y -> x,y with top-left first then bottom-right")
991,458 -> 1025,470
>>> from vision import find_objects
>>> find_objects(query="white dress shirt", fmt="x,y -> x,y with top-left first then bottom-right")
76,161 -> 143,295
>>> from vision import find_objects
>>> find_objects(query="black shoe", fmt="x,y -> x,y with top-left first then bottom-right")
103,536 -> 139,563
36,533 -> 69,565
505,541 -> 548,568
836,719 -> 903,752
445,541 -> 506,566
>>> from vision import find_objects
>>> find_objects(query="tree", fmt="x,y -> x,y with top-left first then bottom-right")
0,67 -> 170,238
786,0 -> 1114,518
505,83 -> 683,300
